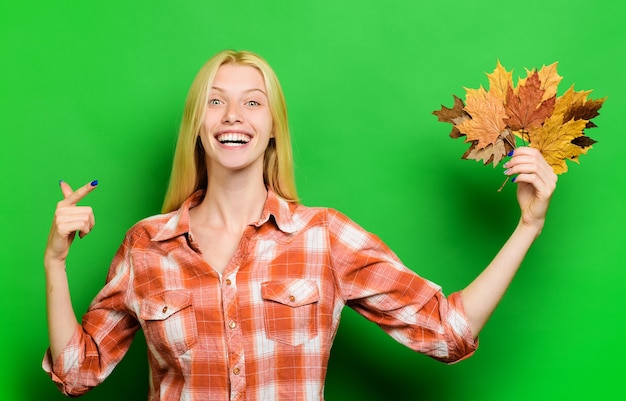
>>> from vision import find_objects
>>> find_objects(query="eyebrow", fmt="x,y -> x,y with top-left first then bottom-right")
210,86 -> 267,96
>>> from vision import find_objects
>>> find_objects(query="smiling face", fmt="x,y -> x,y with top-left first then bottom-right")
200,63 -> 274,176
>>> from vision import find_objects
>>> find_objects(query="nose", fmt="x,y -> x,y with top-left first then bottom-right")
223,102 -> 242,124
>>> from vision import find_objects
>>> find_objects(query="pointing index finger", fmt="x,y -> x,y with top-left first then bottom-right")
61,180 -> 99,205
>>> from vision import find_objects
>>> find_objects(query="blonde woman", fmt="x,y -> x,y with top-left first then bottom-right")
43,50 -> 557,400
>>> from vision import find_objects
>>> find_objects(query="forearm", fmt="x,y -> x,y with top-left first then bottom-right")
45,258 -> 79,361
461,218 -> 542,338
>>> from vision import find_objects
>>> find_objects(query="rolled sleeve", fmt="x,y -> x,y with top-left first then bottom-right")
42,324 -> 98,396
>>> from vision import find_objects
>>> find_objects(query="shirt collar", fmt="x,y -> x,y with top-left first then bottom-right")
152,189 -> 299,242
255,189 -> 300,234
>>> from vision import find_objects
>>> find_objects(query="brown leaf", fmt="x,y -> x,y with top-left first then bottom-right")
571,136 -> 597,148
432,95 -> 470,138
564,97 -> 606,128
505,71 -> 555,133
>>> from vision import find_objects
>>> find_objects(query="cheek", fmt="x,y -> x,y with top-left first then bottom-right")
203,109 -> 221,128
262,114 -> 274,136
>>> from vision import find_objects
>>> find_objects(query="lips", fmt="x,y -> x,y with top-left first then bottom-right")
215,132 -> 251,147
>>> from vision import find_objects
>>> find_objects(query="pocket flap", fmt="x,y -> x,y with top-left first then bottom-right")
140,290 -> 192,320
261,279 -> 319,307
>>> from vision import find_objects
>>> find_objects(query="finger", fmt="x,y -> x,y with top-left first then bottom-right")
513,167 -> 557,198
59,180 -> 74,199
504,148 -> 552,177
62,180 -> 99,206
55,205 -> 96,238
55,205 -> 95,222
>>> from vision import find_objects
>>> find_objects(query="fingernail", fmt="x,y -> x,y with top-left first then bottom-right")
504,169 -> 510,175
59,180 -> 64,185
507,150 -> 514,157
512,176 -> 517,183
90,180 -> 99,187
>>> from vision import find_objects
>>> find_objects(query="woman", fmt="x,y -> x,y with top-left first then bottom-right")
43,50 -> 557,400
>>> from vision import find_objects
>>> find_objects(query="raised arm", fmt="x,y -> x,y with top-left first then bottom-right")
461,147 -> 557,338
44,180 -> 98,360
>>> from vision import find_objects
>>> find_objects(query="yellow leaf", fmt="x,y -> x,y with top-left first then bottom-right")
536,62 -> 562,102
552,85 -> 592,120
527,115 -> 588,174
486,61 -> 513,102
516,62 -> 562,102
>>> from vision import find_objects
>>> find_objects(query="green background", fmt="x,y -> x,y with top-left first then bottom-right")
1,0 -> 624,400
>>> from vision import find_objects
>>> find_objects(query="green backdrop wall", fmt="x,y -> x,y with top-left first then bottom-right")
1,0 -> 624,400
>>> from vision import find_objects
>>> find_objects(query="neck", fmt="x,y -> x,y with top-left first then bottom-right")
192,168 -> 268,230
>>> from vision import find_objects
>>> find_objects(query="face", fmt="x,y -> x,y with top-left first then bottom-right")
200,63 -> 274,174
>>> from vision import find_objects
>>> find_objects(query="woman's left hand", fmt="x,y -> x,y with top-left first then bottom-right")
503,147 -> 558,232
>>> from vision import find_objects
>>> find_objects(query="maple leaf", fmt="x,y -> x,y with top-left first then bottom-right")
527,115 -> 589,174
456,86 -> 510,151
516,63 -> 562,102
505,71 -> 555,134
486,61 -> 513,102
432,95 -> 470,139
462,129 -> 515,166
551,85 -> 592,119
558,87 -> 606,129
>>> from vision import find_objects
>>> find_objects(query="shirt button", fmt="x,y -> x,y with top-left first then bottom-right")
162,306 -> 168,314
229,320 -> 237,329
233,367 -> 240,375
289,295 -> 295,302
225,279 -> 232,285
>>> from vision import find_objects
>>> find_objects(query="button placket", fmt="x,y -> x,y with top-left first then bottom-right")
222,270 -> 246,397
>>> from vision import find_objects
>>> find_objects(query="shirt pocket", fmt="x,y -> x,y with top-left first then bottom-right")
139,289 -> 198,357
260,279 -> 320,346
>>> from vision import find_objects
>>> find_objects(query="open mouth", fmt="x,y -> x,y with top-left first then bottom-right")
215,132 -> 251,147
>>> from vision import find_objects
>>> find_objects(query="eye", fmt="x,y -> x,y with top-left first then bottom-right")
245,100 -> 261,107
208,98 -> 223,106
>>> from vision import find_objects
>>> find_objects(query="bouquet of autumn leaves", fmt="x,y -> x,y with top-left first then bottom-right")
433,62 -> 605,179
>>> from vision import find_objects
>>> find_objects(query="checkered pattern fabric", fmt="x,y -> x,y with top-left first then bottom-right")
43,190 -> 477,400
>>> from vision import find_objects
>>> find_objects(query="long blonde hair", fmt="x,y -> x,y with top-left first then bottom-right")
161,50 -> 298,213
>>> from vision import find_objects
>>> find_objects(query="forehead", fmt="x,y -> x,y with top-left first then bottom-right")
212,64 -> 267,93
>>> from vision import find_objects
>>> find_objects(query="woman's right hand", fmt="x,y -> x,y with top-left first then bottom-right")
44,180 -> 98,268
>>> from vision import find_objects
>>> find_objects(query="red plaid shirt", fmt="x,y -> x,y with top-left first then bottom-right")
43,189 -> 477,400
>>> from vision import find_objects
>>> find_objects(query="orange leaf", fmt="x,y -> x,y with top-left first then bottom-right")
505,71 -> 555,133
457,87 -> 509,150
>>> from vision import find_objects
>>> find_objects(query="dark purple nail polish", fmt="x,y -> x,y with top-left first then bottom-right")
507,150 -> 514,157
90,180 -> 99,187
512,176 -> 517,183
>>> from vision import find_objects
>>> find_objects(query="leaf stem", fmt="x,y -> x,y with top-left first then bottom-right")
497,176 -> 510,192
503,133 -> 517,149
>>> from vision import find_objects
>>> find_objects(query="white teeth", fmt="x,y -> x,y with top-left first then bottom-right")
216,133 -> 250,146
